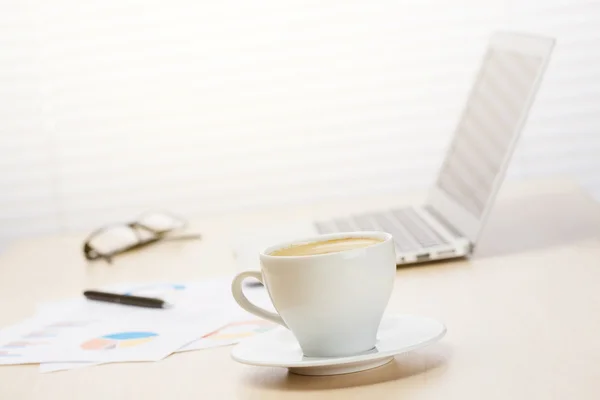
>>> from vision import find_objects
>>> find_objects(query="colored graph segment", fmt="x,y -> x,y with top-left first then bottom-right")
205,320 -> 274,341
22,330 -> 56,339
81,331 -> 158,350
124,283 -> 185,297
2,341 -> 49,349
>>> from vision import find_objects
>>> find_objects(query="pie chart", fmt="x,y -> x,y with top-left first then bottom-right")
81,332 -> 158,350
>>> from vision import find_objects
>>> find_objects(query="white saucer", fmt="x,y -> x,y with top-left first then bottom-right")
231,314 -> 446,376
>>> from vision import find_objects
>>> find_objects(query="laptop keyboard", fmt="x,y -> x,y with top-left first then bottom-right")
315,207 -> 448,253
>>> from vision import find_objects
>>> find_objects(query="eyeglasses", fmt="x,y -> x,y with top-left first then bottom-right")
83,211 -> 201,263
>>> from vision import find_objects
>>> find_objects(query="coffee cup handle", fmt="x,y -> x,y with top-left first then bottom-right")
231,271 -> 287,328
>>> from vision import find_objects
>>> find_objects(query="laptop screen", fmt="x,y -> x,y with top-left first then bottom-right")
435,48 -> 544,219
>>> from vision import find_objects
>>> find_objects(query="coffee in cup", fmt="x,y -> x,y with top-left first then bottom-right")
231,231 -> 396,357
268,237 -> 383,257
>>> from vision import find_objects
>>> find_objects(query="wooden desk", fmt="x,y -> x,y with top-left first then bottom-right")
1,180 -> 600,399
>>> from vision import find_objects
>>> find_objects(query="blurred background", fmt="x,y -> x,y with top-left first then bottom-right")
1,0 -> 599,251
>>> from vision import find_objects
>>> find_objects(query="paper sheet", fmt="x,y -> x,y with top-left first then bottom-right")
39,312 -> 277,373
0,307 -> 226,365
1,280 -> 238,366
32,278 -> 277,373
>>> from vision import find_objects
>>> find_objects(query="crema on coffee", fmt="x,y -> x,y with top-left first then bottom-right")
269,237 -> 383,257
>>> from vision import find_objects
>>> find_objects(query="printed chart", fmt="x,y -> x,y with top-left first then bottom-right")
81,332 -> 158,350
124,283 -> 186,298
0,350 -> 20,357
0,319 -> 93,363
180,318 -> 276,352
205,320 -> 273,341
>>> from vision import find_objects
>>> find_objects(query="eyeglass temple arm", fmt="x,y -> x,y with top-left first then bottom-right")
160,233 -> 202,241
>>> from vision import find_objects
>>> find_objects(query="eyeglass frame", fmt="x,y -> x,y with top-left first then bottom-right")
83,212 -> 201,263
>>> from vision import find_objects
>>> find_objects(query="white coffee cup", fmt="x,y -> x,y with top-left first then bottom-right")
231,231 -> 396,358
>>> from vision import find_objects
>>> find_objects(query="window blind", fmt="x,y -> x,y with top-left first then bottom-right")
1,0 -> 599,249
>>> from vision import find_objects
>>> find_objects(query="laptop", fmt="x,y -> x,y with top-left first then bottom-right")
233,31 -> 555,269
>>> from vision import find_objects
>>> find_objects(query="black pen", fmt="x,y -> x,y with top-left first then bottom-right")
83,290 -> 172,309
